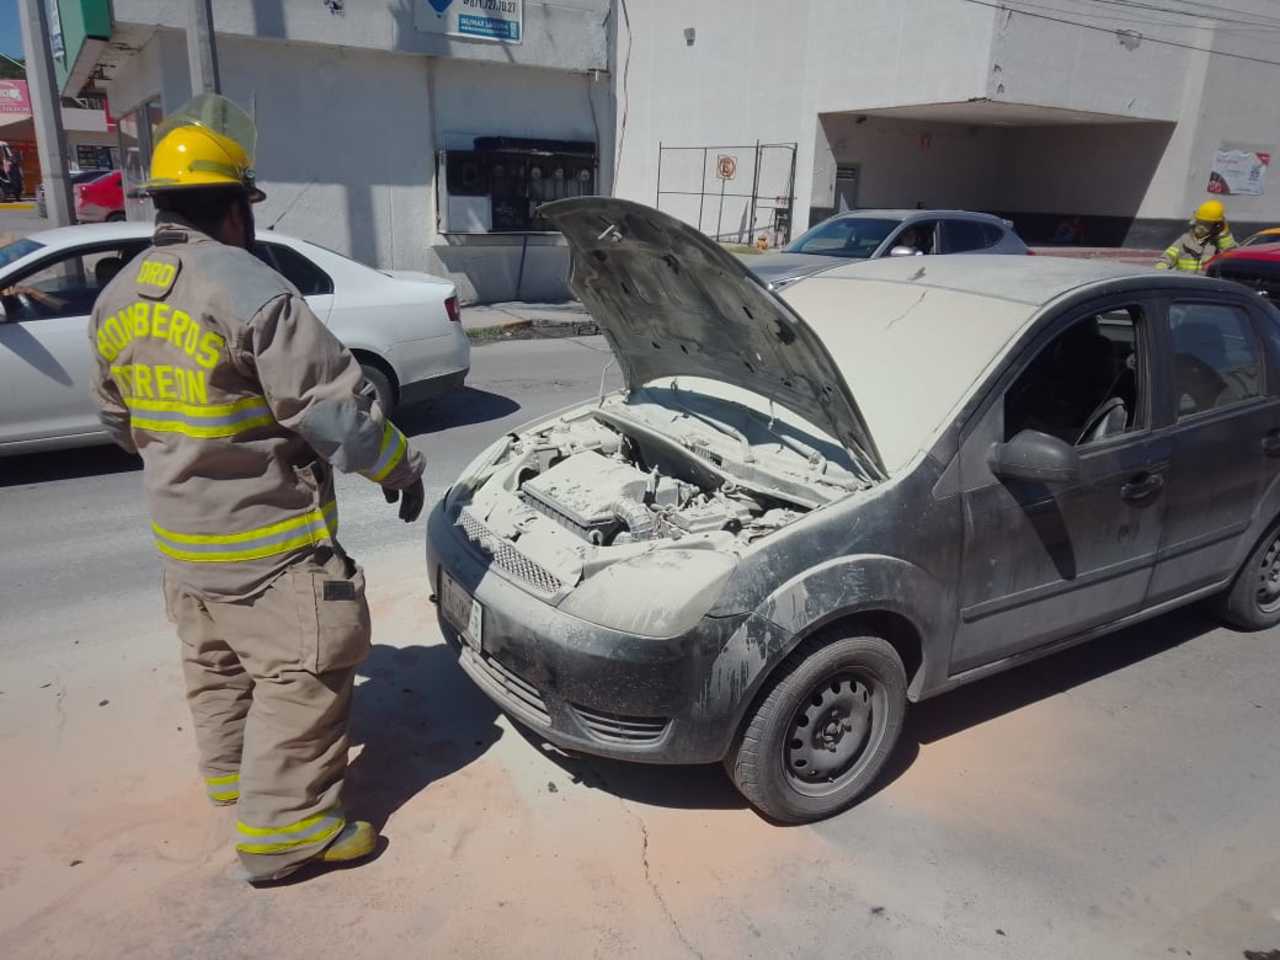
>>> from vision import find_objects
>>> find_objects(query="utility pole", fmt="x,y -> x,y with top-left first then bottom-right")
187,0 -> 222,95
17,0 -> 74,225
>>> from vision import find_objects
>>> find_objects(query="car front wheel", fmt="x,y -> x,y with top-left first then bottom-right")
725,633 -> 907,824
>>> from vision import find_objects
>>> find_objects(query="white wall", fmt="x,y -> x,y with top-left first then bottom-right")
612,0 -> 999,232
112,0 -> 609,73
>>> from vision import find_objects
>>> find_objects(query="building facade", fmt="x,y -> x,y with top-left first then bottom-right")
49,0 -> 1280,299
613,0 -> 1280,249
81,0 -> 613,301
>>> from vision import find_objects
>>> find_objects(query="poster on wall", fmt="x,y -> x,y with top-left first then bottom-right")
1207,147 -> 1270,197
47,0 -> 65,63
0,80 -> 31,114
415,0 -> 523,43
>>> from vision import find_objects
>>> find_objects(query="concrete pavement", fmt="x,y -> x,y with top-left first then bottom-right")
3,341 -> 1280,959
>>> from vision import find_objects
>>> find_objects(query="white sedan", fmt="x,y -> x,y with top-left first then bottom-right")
0,222 -> 470,455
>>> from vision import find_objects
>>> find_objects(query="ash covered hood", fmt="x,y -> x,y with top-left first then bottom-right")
539,198 -> 885,478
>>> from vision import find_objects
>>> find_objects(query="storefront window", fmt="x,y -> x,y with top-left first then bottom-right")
441,138 -> 596,234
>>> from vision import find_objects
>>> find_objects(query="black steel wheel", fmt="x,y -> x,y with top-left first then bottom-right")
725,634 -> 907,823
1215,519 -> 1280,630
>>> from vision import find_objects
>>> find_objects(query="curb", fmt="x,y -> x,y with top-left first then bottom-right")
466,318 -> 599,343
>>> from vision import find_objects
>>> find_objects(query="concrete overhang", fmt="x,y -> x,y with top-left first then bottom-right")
835,99 -> 1171,127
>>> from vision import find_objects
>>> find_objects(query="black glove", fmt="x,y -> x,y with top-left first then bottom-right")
383,478 -> 425,523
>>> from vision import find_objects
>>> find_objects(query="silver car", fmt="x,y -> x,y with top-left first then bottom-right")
750,209 -> 1030,288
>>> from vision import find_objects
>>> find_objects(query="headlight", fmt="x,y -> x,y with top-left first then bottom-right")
558,549 -> 738,638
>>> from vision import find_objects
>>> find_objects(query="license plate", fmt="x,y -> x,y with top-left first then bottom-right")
441,572 -> 483,653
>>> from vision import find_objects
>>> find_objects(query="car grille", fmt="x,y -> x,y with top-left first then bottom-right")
466,647 -> 551,726
458,511 -> 564,596
571,704 -> 670,745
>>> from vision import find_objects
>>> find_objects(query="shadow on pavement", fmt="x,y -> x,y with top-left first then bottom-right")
0,442 -> 142,488
346,642 -> 504,831
395,387 -> 521,440
864,605 -> 1220,803
516,724 -> 746,812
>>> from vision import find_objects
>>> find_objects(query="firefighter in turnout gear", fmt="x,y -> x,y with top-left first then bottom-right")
1155,199 -> 1238,272
88,94 -> 426,884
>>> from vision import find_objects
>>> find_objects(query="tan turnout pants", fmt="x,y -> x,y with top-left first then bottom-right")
164,546 -> 371,880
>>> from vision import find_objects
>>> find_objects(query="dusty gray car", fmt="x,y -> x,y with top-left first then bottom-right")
749,208 -> 1029,288
428,198 -> 1280,823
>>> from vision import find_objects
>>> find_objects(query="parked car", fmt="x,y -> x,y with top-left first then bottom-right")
747,209 -> 1030,288
1207,241 -> 1280,300
430,198 -> 1280,824
74,169 -> 125,222
0,222 -> 468,455
35,169 -> 113,218
1241,227 -> 1280,248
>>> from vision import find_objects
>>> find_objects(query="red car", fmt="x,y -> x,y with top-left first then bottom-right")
75,169 -> 125,223
1206,241 -> 1280,301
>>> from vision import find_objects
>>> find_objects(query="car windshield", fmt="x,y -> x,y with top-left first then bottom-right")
0,238 -> 44,269
1243,232 -> 1279,247
785,217 -> 901,259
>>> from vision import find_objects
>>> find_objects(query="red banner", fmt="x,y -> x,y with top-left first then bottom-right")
0,80 -> 32,115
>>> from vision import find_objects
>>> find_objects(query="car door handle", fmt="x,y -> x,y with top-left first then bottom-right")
1262,431 -> 1280,456
1121,473 -> 1165,502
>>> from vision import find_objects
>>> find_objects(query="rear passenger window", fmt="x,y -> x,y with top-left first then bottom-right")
946,220 -> 992,253
1169,303 -> 1261,417
257,243 -> 334,297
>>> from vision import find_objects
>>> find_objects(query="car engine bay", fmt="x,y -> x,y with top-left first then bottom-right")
451,388 -> 873,599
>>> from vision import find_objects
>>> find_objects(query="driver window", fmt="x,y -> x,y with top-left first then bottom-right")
1004,306 -> 1145,447
891,221 -> 938,255
1,245 -> 142,322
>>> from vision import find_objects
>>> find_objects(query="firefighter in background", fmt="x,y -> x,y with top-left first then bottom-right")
1155,199 -> 1238,272
88,94 -> 426,884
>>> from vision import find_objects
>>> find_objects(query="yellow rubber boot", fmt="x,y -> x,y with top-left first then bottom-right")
244,821 -> 379,885
318,821 -> 377,864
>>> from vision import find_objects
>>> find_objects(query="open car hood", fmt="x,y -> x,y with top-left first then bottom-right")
540,198 -> 886,478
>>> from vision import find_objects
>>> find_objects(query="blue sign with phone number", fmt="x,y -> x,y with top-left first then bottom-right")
458,14 -> 521,41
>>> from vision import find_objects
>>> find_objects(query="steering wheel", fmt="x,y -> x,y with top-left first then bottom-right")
1076,396 -> 1128,445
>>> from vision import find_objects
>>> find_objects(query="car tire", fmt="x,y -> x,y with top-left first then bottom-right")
359,363 -> 396,414
724,633 -> 907,824
106,211 -> 126,222
1214,519 -> 1280,630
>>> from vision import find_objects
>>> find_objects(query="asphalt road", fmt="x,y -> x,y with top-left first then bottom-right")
3,341 -> 1280,958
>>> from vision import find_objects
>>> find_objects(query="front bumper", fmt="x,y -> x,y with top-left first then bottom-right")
426,502 -> 749,764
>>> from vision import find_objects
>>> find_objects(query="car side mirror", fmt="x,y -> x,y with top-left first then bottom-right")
987,429 -> 1081,485
888,245 -> 920,257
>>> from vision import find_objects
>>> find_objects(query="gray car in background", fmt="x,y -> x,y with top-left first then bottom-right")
749,209 -> 1030,287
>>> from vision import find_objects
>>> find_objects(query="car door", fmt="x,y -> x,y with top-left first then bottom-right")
256,240 -> 335,322
951,298 -> 1170,672
0,240 -> 148,444
1145,296 -> 1280,603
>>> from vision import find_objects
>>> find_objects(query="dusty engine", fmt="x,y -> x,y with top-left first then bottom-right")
520,450 -> 754,545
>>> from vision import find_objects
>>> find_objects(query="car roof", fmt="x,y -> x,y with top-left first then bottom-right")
20,220 -> 314,251
787,253 -> 1166,306
824,209 -> 1009,225
24,221 -> 153,246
